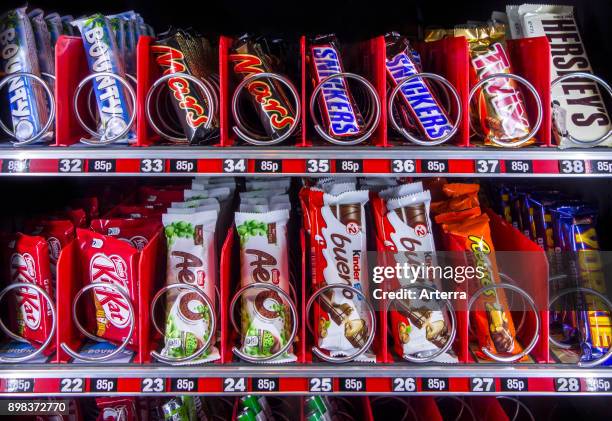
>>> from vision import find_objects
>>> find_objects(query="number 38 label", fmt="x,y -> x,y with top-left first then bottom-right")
559,160 -> 585,174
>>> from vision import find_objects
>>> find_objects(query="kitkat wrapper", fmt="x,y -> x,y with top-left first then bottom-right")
8,233 -> 54,347
442,213 -> 526,359
309,189 -> 375,362
77,229 -> 139,350
160,210 -> 220,364
236,209 -> 296,363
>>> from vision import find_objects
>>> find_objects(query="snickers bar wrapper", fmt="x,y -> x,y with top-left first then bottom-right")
385,33 -> 454,143
161,210 -> 220,364
0,8 -> 49,143
230,35 -> 297,139
441,213 -> 526,360
456,23 -> 534,146
152,29 -> 218,144
516,4 -> 612,148
308,35 -> 366,138
72,14 -> 134,142
383,190 -> 457,363
309,189 -> 375,362
235,209 -> 296,363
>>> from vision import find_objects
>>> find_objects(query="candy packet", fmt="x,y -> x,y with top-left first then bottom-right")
235,209 -> 296,363
160,210 -> 220,364
308,189 -> 375,362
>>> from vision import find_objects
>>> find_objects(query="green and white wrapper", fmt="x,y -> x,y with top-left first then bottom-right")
161,210 -> 220,364
236,209 -> 297,363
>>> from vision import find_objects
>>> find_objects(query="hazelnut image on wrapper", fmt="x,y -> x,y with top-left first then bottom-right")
319,317 -> 331,338
398,322 -> 411,344
344,318 -> 367,349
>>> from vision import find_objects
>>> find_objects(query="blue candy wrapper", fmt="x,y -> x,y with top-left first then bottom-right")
0,7 -> 49,143
72,13 -> 134,142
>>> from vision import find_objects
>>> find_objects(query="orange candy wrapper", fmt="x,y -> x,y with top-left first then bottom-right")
435,184 -> 525,360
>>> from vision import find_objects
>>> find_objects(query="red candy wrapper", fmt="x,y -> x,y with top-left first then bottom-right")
90,218 -> 161,251
36,219 -> 75,278
8,234 -> 53,346
77,229 -> 139,350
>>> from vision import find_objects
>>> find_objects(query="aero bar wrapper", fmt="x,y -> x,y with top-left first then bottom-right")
161,210 -> 220,364
236,209 -> 296,363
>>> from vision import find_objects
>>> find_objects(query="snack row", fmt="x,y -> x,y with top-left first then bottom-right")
0,177 -> 608,366
28,394 -> 597,420
1,4 -> 610,148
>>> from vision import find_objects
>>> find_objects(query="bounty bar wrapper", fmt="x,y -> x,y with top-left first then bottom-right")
161,210 -> 220,364
235,209 -> 296,363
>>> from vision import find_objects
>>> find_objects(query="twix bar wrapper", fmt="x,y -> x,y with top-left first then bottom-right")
161,210 -> 220,364
8,233 -> 53,347
309,189 -> 375,362
236,209 -> 296,363
442,213 -> 525,359
513,4 -> 612,148
373,187 -> 457,363
456,23 -> 534,146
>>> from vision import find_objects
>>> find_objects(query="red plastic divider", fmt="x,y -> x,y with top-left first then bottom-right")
54,36 -> 89,146
486,209 -> 549,363
135,36 -> 161,146
219,36 -> 233,147
416,36 -> 470,146
507,36 -> 552,147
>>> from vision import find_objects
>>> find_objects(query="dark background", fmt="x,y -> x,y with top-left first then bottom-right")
3,0 -> 610,76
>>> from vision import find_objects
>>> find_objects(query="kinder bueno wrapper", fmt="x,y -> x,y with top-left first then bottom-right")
230,34 -> 297,140
7,233 -> 53,346
385,32 -> 454,143
77,229 -> 139,349
374,190 -> 457,363
71,14 -> 134,142
513,4 -> 611,148
235,209 -> 296,363
90,218 -> 161,251
96,397 -> 137,421
308,189 -> 375,362
308,34 -> 366,138
0,8 -> 50,143
456,23 -> 534,146
160,210 -> 220,364
152,28 -> 219,144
